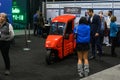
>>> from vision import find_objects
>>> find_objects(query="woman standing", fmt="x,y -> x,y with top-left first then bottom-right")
0,13 -> 14,75
110,16 -> 118,57
74,17 -> 90,78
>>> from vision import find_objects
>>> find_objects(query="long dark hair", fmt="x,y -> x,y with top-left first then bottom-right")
79,17 -> 88,25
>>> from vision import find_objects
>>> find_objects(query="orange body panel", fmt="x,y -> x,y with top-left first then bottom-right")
45,35 -> 63,49
45,14 -> 76,59
52,14 -> 76,23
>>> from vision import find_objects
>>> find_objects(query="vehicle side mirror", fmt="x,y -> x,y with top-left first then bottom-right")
64,34 -> 69,39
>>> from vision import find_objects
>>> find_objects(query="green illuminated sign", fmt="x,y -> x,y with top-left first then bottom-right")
12,6 -> 26,21
12,0 -> 28,29
13,15 -> 24,21
12,7 -> 20,13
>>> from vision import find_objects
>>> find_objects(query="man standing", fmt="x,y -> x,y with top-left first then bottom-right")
38,12 -> 44,37
33,10 -> 39,36
87,8 -> 102,59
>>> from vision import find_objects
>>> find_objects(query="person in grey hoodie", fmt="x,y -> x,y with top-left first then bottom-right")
0,13 -> 14,75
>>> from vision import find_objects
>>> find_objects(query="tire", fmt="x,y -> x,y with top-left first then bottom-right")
45,50 -> 58,65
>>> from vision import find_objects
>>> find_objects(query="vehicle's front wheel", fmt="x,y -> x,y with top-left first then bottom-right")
45,50 -> 58,65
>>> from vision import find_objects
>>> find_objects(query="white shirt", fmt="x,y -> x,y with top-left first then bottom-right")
105,16 -> 111,29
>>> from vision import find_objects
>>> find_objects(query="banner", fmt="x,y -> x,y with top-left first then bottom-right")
64,7 -> 81,14
0,0 -> 12,23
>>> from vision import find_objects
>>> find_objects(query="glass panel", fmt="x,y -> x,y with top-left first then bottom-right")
49,22 -> 66,35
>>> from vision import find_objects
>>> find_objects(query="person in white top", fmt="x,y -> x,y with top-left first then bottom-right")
0,13 -> 14,75
104,11 -> 113,46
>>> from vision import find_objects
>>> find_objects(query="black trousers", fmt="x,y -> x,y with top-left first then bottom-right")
91,35 -> 102,57
33,24 -> 39,35
111,37 -> 117,55
0,41 -> 11,70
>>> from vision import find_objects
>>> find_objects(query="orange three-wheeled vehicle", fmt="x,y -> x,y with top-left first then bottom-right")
45,14 -> 76,64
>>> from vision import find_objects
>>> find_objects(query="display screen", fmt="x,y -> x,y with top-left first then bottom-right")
12,0 -> 27,24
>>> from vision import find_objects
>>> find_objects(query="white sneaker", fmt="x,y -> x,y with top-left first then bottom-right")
106,44 -> 111,46
96,51 -> 99,54
4,70 -> 10,75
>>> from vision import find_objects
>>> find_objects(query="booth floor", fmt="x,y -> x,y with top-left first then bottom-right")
0,35 -> 120,80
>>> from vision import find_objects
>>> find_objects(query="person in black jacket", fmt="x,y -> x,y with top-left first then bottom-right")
0,13 -> 14,75
38,12 -> 44,37
87,8 -> 102,59
33,10 -> 39,36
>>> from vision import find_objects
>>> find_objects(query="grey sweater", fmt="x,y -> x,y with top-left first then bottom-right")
0,22 -> 14,41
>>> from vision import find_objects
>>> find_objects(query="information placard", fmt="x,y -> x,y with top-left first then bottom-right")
93,3 -> 112,8
60,3 -> 74,8
114,10 -> 120,25
47,4 -> 59,8
113,2 -> 120,8
75,3 -> 92,8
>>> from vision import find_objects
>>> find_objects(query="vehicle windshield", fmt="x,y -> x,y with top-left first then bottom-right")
49,22 -> 66,35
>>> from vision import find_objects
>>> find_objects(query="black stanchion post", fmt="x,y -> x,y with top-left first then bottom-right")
27,23 -> 31,43
23,26 -> 30,51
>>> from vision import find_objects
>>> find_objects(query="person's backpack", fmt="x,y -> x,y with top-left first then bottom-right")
116,31 -> 120,47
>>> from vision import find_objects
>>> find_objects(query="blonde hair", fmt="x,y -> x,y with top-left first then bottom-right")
111,16 -> 117,22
